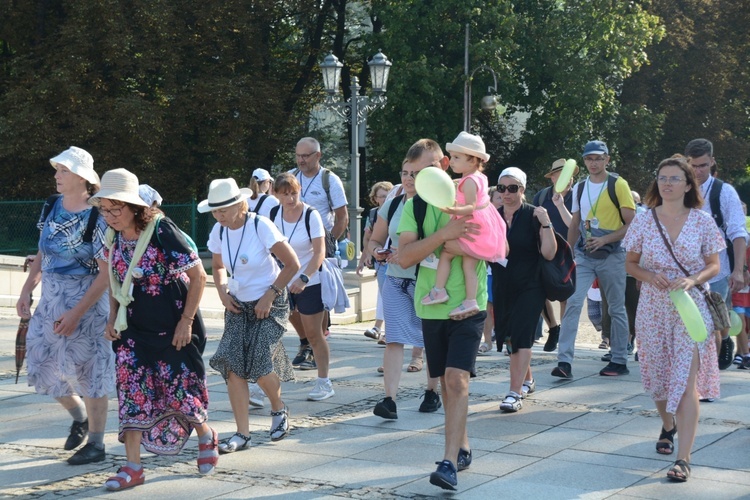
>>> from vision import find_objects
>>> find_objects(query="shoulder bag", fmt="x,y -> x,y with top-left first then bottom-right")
652,209 -> 730,331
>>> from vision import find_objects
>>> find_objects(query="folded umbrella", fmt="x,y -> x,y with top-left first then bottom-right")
15,256 -> 34,384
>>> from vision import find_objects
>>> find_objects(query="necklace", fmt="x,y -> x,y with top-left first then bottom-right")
281,206 -> 304,241
298,170 -> 321,200
225,214 -> 248,277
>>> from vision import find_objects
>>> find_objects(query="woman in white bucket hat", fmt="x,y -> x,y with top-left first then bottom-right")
90,168 -> 217,489
201,178 -> 300,452
16,146 -> 115,467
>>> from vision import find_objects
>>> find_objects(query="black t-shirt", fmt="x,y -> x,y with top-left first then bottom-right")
490,203 -> 542,291
533,186 -> 572,238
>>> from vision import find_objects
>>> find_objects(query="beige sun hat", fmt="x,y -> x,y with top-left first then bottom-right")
197,178 -> 253,213
544,158 -> 579,178
50,146 -> 100,186
88,168 -> 148,207
445,131 -> 490,162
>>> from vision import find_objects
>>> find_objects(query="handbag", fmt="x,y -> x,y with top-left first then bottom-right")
539,230 -> 577,302
652,209 -> 731,331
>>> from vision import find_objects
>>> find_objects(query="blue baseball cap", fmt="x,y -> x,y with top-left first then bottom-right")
582,140 -> 608,157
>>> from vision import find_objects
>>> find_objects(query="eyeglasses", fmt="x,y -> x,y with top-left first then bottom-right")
295,152 -> 317,160
497,184 -> 521,193
99,207 -> 123,217
657,176 -> 686,185
400,170 -> 420,179
584,156 -> 607,163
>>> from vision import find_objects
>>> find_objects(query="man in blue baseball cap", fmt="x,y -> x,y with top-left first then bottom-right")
551,140 -> 636,379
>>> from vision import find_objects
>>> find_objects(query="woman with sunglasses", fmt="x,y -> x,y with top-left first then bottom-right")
489,167 -> 557,413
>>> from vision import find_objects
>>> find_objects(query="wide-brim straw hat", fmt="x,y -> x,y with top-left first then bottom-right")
50,146 -> 100,186
88,168 -> 148,207
197,178 -> 253,213
544,158 -> 579,178
446,131 -> 490,162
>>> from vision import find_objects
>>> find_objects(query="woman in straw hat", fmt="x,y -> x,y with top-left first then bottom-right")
90,168 -> 216,490
16,146 -> 114,466
201,178 -> 300,453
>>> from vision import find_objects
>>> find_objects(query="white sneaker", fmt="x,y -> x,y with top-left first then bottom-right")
249,383 -> 265,408
307,379 -> 335,401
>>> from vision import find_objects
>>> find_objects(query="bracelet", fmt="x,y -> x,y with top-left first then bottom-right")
269,284 -> 283,297
542,225 -> 552,229
181,313 -> 194,322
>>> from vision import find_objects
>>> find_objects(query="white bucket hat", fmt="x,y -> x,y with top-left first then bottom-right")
88,168 -> 149,207
252,168 -> 272,182
446,131 -> 490,162
50,146 -> 100,186
197,178 -> 253,213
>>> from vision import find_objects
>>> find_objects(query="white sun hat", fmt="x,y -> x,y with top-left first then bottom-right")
88,168 -> 149,207
50,146 -> 100,186
445,131 -> 490,162
197,178 -> 253,213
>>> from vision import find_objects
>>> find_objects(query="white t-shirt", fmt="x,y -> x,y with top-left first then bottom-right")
571,177 -> 607,220
207,214 -> 286,302
272,204 -> 325,286
288,167 -> 348,231
248,194 -> 279,219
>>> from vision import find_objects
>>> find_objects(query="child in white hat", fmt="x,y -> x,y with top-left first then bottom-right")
421,132 -> 508,319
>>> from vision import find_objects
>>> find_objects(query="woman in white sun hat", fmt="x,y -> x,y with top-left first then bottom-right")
202,178 -> 300,453
91,168 -> 217,490
17,146 -> 114,467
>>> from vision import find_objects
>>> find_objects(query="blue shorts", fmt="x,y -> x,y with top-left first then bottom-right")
289,284 -> 324,315
487,275 -> 493,303
733,306 -> 750,318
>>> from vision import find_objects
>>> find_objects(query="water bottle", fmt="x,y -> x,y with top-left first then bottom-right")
335,249 -> 343,269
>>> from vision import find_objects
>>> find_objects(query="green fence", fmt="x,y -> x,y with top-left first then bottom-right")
0,199 -> 216,256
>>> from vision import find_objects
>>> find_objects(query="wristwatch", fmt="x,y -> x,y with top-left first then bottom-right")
300,273 -> 309,284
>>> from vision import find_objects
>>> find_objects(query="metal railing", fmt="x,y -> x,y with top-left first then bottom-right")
0,199 -> 215,256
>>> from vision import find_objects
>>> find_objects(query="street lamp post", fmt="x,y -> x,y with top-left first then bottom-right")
319,50 -> 392,261
463,23 -> 503,131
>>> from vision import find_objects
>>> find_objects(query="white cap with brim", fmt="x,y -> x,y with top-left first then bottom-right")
197,178 -> 253,213
88,168 -> 149,207
50,146 -> 100,186
252,168 -> 272,182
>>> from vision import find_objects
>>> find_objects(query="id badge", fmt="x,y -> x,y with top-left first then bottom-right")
590,217 -> 600,229
420,252 -> 439,270
228,277 -> 239,295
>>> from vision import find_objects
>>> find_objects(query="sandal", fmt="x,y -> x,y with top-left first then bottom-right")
364,326 -> 382,340
218,432 -> 251,454
377,366 -> 384,374
407,356 -> 423,372
598,338 -> 609,349
499,391 -> 523,413
197,427 -> 219,475
105,465 -> 145,491
270,405 -> 289,441
656,418 -> 677,455
478,342 -> 492,355
449,300 -> 480,320
377,337 -> 387,346
667,459 -> 691,482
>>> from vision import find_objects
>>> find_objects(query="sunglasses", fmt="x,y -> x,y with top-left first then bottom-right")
497,184 -> 521,193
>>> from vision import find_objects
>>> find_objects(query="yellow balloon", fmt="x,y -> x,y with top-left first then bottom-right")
554,159 -> 577,193
415,167 -> 456,209
729,310 -> 743,336
669,289 -> 708,342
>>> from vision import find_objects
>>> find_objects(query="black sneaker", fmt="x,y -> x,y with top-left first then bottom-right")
741,356 -> 750,370
601,351 -> 612,362
627,342 -> 634,355
418,389 -> 442,413
429,460 -> 457,490
634,351 -> 639,362
457,448 -> 472,471
551,362 -> 572,379
67,442 -> 105,465
600,362 -> 630,376
719,337 -> 735,370
64,419 -> 88,451
292,344 -> 310,367
373,397 -> 398,419
543,325 -> 560,352
298,349 -> 316,370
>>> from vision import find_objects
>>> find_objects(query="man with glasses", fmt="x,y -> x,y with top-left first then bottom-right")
552,140 -> 636,379
287,137 -> 348,370
398,139 -> 484,491
685,138 -> 747,371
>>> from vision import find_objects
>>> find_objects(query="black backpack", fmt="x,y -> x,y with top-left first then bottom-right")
575,173 -> 625,225
268,205 -> 314,242
40,194 -> 99,243
251,194 -> 269,214
539,230 -> 577,302
707,179 -> 736,271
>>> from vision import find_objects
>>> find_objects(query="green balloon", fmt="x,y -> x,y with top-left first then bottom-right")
669,289 -> 708,342
415,167 -> 456,209
729,310 -> 743,336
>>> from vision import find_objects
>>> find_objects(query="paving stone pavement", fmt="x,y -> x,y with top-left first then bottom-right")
1,313 -> 749,499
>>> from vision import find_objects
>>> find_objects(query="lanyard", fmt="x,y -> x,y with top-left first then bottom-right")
298,170 -> 320,200
586,175 -> 608,219
225,214 -> 248,277
281,206 -> 304,242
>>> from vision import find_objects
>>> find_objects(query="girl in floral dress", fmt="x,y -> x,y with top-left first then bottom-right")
624,156 -> 724,482
91,169 -> 217,491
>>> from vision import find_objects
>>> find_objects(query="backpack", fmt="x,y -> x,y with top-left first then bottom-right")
268,205 -> 314,242
708,179 -> 736,271
532,186 -> 553,207
575,173 -> 625,225
251,194 -> 269,214
41,194 -> 99,243
155,216 -> 198,253
539,230 -> 577,302
291,167 -> 334,211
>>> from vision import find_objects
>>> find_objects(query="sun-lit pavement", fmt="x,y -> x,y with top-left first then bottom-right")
1,313 -> 749,499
